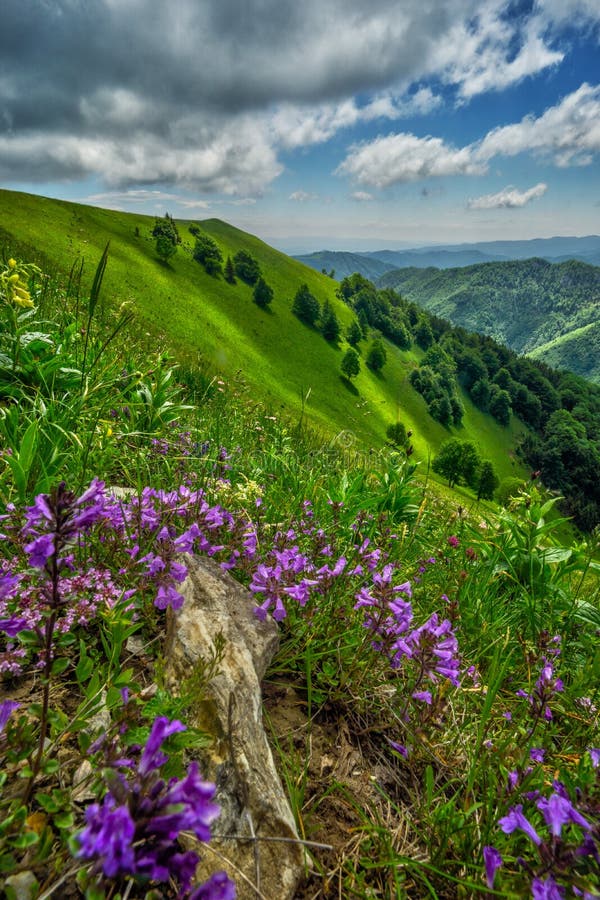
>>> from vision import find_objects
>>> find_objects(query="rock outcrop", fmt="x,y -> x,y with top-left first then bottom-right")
164,555 -> 304,900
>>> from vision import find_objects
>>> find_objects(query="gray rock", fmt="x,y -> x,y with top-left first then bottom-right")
164,556 -> 304,900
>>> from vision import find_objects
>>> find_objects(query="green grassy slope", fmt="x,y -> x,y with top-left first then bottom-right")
378,258 -> 600,382
529,321 -> 600,382
0,189 -> 526,481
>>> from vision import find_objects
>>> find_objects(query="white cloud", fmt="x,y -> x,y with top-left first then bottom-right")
338,85 -> 600,188
351,191 -> 374,202
289,191 -> 319,202
467,182 -> 548,209
433,10 -> 564,100
477,83 -> 600,167
336,133 -> 486,187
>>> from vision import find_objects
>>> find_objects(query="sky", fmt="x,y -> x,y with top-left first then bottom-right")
1,0 -> 599,253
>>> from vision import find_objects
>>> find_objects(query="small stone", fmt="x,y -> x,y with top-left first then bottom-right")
4,871 -> 38,900
72,759 -> 95,802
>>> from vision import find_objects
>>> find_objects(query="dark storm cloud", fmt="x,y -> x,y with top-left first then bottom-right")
0,0 -> 594,192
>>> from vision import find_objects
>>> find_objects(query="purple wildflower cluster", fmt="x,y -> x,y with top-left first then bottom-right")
77,715 -> 235,899
354,564 -> 460,690
516,636 -> 564,729
0,481 -> 254,675
485,774 -> 600,898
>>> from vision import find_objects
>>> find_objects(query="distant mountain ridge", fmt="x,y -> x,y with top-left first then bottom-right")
377,257 -> 600,382
295,235 -> 600,276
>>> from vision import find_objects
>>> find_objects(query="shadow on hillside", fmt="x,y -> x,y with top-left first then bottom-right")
339,375 -> 359,396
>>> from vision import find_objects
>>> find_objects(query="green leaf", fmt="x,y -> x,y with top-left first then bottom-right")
54,811 -> 74,830
11,831 -> 39,849
51,656 -> 71,675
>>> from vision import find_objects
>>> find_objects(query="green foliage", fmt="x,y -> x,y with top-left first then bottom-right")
346,318 -> 362,347
380,256 -> 600,382
233,249 -> 261,285
252,276 -> 274,309
0,245 -> 599,899
432,438 -> 480,488
292,283 -> 321,326
414,317 -> 434,350
385,421 -> 407,447
224,255 -> 236,284
154,234 -> 176,263
366,338 -> 387,372
496,475 -> 526,506
341,346 -> 360,380
193,233 -> 223,276
477,459 -> 499,500
152,214 -> 180,262
489,385 -> 512,426
320,299 -> 341,342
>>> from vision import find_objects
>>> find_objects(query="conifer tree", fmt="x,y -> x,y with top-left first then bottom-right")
224,255 -> 236,284
320,300 -> 341,342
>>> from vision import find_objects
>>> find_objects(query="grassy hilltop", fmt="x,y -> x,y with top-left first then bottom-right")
0,189 -> 526,483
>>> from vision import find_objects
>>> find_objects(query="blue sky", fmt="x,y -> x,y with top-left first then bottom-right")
1,1 -> 599,253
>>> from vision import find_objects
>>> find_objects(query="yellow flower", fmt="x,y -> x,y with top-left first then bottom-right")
13,286 -> 34,309
7,258 -> 16,269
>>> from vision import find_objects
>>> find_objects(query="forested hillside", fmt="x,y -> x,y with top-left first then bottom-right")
337,271 -> 600,530
378,258 -> 600,382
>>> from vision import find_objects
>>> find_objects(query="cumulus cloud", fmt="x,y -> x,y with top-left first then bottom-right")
351,191 -> 374,202
336,133 -> 486,187
467,182 -> 548,209
337,85 -> 600,188
1,0 -> 593,195
477,83 -> 600,166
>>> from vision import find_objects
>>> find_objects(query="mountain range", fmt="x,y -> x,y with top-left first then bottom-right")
295,235 -> 600,278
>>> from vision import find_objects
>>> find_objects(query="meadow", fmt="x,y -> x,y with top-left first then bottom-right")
0,248 -> 598,900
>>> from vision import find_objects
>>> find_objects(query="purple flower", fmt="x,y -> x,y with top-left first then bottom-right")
483,845 -> 502,889
531,875 -> 565,899
161,762 -> 221,842
139,716 -> 186,775
0,573 -> 20,600
24,533 -> 55,568
78,797 -> 136,878
530,747 -> 545,764
155,582 -> 185,611
412,690 -> 432,705
189,870 -> 236,899
388,740 -> 409,758
589,748 -> 600,768
447,535 -> 459,548
536,792 -> 591,838
498,804 -> 541,846
78,715 -> 226,895
0,616 -> 30,637
0,700 -> 20,734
